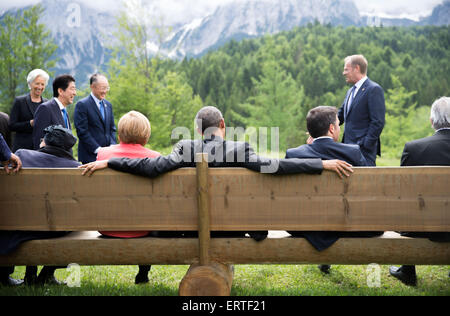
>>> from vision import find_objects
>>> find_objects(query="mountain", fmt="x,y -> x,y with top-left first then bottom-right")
1,0 -> 448,86
162,0 -> 362,58
421,0 -> 450,26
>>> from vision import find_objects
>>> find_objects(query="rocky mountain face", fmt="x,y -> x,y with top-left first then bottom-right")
162,0 -> 361,58
2,0 -> 448,84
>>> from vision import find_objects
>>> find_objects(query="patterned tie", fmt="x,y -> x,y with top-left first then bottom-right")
99,100 -> 106,121
345,85 -> 357,120
61,108 -> 69,129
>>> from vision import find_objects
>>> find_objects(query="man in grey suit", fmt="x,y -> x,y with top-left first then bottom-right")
389,97 -> 450,286
338,55 -> 386,166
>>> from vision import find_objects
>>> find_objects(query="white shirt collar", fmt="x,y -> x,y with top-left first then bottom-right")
354,76 -> 368,90
54,97 -> 65,110
91,92 -> 106,107
313,136 -> 333,143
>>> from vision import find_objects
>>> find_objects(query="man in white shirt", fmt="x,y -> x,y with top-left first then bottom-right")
338,55 -> 386,166
74,74 -> 117,163
32,75 -> 77,149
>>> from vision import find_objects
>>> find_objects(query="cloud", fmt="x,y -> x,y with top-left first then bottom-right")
0,0 -> 445,22
354,0 -> 444,20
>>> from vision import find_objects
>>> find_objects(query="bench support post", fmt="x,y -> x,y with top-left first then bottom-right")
179,153 -> 234,296
179,262 -> 234,296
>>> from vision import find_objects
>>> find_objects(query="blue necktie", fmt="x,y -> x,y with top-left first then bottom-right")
99,100 -> 106,121
61,108 -> 69,129
345,85 -> 357,119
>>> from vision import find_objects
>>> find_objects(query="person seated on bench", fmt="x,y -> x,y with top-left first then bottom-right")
80,106 -> 354,240
0,133 -> 23,286
390,96 -> 450,287
0,132 -> 21,175
285,106 -> 383,273
96,111 -> 161,285
0,125 -> 79,286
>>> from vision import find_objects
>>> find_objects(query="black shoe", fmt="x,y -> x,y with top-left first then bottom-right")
135,265 -> 151,284
24,273 -> 38,286
389,266 -> 417,286
318,265 -> 331,274
0,276 -> 24,287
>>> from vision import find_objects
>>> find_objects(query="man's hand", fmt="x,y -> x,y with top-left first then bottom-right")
322,160 -> 353,179
1,153 -> 22,174
79,160 -> 108,177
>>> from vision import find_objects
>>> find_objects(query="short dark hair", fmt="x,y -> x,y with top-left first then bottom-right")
90,73 -> 106,85
195,106 -> 223,135
53,75 -> 75,98
306,106 -> 338,138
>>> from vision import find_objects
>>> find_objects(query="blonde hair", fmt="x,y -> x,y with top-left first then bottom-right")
345,55 -> 368,75
118,111 -> 151,145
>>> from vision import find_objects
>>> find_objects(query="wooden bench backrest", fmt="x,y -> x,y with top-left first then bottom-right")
0,166 -> 449,232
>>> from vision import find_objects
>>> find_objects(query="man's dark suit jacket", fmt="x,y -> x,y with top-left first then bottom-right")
108,135 -> 323,177
9,94 -> 46,151
286,138 -> 382,251
338,78 -> 385,166
32,99 -> 70,150
400,129 -> 450,242
286,138 -> 368,167
0,112 -> 11,148
107,135 -> 324,240
0,149 -> 80,256
74,95 -> 116,164
0,133 -> 11,161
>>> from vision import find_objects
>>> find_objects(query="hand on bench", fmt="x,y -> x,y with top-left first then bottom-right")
322,160 -> 353,179
80,160 -> 108,177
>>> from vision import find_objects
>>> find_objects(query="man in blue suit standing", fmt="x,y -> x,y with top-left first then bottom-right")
74,74 -> 117,164
338,55 -> 385,166
286,106 -> 382,274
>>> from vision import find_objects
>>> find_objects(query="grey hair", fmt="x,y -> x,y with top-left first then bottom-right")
195,106 -> 224,134
27,69 -> 50,89
430,97 -> 450,130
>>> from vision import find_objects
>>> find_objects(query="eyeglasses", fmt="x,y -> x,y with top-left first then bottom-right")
97,86 -> 110,92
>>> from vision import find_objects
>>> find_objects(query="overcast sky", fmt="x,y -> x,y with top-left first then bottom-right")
0,0 -> 445,21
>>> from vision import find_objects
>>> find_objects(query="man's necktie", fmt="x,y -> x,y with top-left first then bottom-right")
99,100 -> 106,121
61,108 -> 69,129
345,85 -> 357,119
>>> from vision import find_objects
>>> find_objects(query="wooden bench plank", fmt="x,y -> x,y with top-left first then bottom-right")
1,167 -> 449,232
0,232 -> 448,266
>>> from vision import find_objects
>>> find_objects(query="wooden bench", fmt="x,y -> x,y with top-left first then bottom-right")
0,154 -> 449,295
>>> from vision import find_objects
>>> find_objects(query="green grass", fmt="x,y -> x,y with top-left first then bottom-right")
1,265 -> 448,296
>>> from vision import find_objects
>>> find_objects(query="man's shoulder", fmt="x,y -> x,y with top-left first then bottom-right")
366,78 -> 383,91
17,149 -> 80,168
75,95 -> 93,107
405,133 -> 448,148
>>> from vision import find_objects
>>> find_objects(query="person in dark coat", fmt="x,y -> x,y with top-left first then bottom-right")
0,133 -> 21,175
0,112 -> 11,148
389,97 -> 450,286
9,69 -> 49,152
0,125 -> 79,286
285,106 -> 383,274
